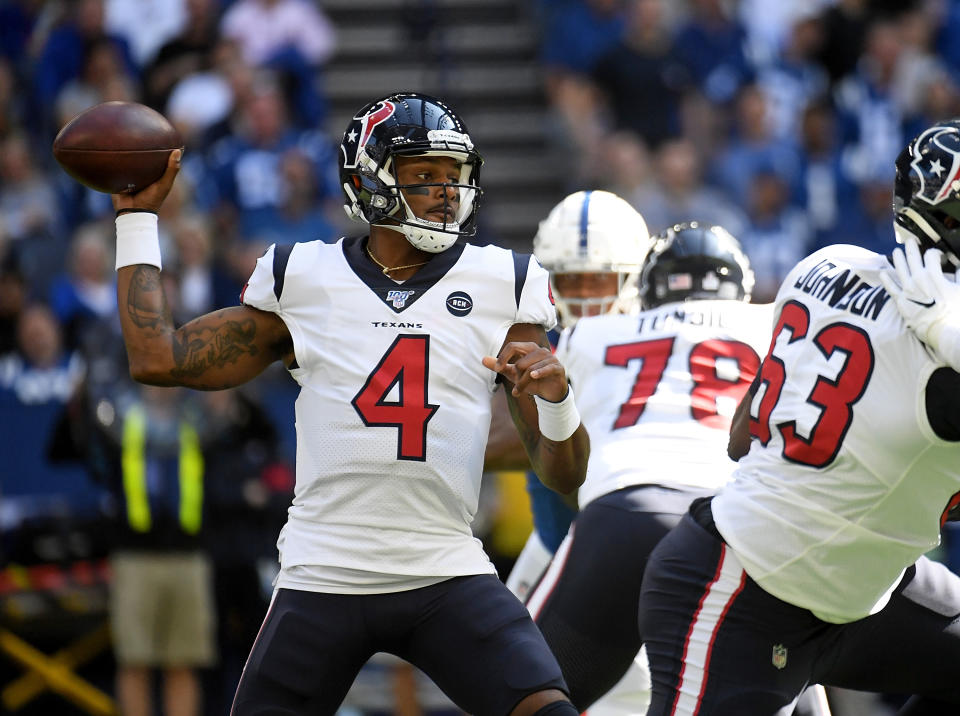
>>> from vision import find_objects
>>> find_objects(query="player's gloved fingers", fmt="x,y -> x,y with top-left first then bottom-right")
922,248 -> 947,289
891,248 -> 911,288
904,236 -> 924,269
910,251 -> 943,298
903,239 -> 934,294
878,270 -> 901,298
894,244 -> 936,303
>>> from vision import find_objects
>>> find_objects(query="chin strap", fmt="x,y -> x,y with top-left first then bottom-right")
375,217 -> 459,253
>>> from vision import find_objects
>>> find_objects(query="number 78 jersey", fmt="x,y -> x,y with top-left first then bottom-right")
555,299 -> 773,509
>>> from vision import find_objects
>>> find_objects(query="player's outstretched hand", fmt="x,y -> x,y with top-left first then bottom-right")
482,342 -> 568,402
879,240 -> 960,371
112,148 -> 182,214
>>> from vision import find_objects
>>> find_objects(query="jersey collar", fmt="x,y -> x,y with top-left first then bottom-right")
342,234 -> 466,313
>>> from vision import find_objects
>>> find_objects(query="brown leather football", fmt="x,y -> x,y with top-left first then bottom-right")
52,101 -> 182,194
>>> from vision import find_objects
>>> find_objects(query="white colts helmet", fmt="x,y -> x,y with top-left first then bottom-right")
533,190 -> 649,327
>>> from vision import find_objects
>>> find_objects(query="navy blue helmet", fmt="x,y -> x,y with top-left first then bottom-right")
338,92 -> 483,252
639,222 -> 754,308
894,119 -> 960,265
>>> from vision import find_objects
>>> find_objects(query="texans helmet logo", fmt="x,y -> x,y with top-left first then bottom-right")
359,100 -> 396,147
910,124 -> 960,204
341,100 -> 396,170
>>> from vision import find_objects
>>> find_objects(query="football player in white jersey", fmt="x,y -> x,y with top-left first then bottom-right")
637,121 -> 960,715
108,92 -> 590,716
524,222 -> 773,715
496,189 -> 649,604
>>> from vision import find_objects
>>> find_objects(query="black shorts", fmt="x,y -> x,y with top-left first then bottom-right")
639,499 -> 960,715
230,574 -> 568,716
526,484 -> 713,710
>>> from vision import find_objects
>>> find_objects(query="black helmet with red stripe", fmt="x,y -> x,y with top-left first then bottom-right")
338,92 -> 483,253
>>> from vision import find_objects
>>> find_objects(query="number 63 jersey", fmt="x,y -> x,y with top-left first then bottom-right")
241,237 -> 556,593
555,299 -> 773,510
713,244 -> 960,624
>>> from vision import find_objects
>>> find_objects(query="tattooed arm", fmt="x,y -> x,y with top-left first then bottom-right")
112,151 -> 293,389
484,323 -> 588,495
119,264 -> 293,390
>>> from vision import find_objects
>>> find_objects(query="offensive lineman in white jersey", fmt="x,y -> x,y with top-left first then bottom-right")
108,92 -> 589,716
638,120 -> 960,715
525,221 -> 772,715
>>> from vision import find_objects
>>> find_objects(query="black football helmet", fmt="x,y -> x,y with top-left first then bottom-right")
338,92 -> 483,253
894,119 -> 960,266
639,222 -> 754,308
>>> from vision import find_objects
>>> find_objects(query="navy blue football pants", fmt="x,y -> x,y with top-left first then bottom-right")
231,574 -> 568,716
639,499 -> 960,716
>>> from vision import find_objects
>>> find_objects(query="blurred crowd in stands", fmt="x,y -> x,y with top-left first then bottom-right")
3,0 -> 960,713
0,1 -> 342,713
541,0 -> 960,299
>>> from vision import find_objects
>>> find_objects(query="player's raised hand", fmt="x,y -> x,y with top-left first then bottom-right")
112,148 -> 182,214
483,341 -> 569,402
879,240 -> 960,371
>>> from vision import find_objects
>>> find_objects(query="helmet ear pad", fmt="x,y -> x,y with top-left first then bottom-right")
343,171 -> 398,223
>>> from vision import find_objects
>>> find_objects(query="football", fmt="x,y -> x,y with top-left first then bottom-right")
52,101 -> 182,194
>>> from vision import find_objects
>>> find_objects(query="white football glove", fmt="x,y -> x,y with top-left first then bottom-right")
879,239 -> 960,371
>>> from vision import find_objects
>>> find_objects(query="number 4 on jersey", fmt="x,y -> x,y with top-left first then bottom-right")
353,335 -> 439,461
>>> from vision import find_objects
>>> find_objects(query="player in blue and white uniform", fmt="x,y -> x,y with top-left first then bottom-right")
109,92 -> 590,716
495,190 -> 649,603
638,120 -> 960,715
527,222 -> 773,715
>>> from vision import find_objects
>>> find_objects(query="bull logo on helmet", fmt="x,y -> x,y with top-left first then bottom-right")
909,124 -> 960,205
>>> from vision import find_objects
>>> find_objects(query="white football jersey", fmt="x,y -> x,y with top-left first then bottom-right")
241,237 -> 556,593
556,300 -> 773,509
713,244 -> 960,623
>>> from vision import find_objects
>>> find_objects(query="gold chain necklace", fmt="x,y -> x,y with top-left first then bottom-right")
366,245 -> 429,275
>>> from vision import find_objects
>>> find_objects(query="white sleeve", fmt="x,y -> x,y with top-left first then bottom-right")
240,244 -> 281,314
239,243 -> 315,374
516,255 -> 558,331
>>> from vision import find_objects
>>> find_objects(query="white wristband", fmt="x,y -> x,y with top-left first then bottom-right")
115,212 -> 162,270
534,385 -> 581,442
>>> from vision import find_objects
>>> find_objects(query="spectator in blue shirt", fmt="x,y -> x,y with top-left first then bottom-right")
32,0 -> 138,139
673,0 -> 755,104
202,74 -> 339,241
540,0 -> 625,79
